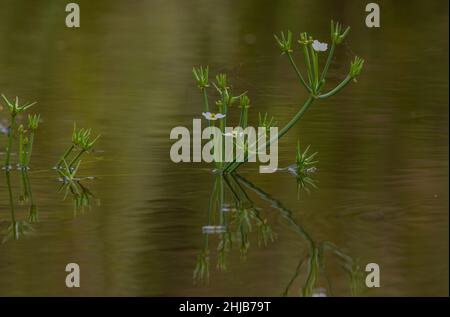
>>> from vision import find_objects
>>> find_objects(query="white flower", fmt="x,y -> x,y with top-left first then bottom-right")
202,112 -> 226,121
312,40 -> 328,52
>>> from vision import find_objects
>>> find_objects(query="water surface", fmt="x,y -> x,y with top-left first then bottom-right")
0,0 -> 448,296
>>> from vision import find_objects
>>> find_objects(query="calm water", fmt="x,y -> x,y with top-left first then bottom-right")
0,0 -> 448,296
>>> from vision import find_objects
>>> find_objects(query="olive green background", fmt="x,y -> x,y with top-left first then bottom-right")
0,0 -> 448,296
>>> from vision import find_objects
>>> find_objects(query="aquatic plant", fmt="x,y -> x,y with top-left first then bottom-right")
192,66 -> 210,111
295,141 -> 318,174
216,231 -> 232,272
2,219 -> 34,243
2,171 -> 34,243
192,172 -> 362,293
202,112 -> 225,121
24,114 -> 40,167
295,171 -> 318,196
193,174 -> 277,283
288,142 -> 318,195
18,125 -> 29,169
223,20 -> 364,173
57,157 -> 96,206
225,174 -> 276,255
1,94 -> 36,170
0,120 -> 8,135
56,123 -> 100,170
235,174 -> 363,296
290,240 -> 364,297
59,178 -> 96,217
258,112 -> 278,140
16,114 -> 41,170
193,249 -> 210,284
57,158 -> 82,185
256,219 -> 276,248
55,149 -> 98,217
17,171 -> 39,223
72,182 -> 95,215
193,68 -> 247,170
238,95 -> 250,127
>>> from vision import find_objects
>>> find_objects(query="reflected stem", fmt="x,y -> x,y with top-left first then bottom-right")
5,115 -> 16,168
225,96 -> 315,173
5,172 -> 17,237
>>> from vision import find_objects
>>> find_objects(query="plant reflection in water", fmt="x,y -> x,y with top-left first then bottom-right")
3,171 -> 35,243
194,173 -> 363,296
2,167 -> 98,243
57,166 -> 98,217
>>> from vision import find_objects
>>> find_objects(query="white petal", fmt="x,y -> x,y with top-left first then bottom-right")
216,113 -> 226,119
312,40 -> 320,51
312,40 -> 328,52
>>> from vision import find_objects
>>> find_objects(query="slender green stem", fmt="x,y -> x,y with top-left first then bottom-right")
225,96 -> 315,173
309,45 -> 319,91
20,169 -> 28,200
318,75 -> 351,99
228,174 -> 252,204
225,77 -> 353,173
320,42 -> 335,82
201,88 -> 212,129
218,118 -> 225,169
210,121 -> 220,171
219,93 -> 227,168
19,128 -> 25,166
223,174 -> 240,206
287,52 -> 311,93
201,88 -> 209,112
302,45 -> 313,87
302,247 -> 319,296
5,171 -> 17,230
283,257 -> 306,296
235,174 -> 314,244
